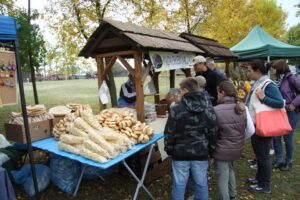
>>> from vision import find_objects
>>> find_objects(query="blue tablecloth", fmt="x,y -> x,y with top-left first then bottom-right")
32,134 -> 164,169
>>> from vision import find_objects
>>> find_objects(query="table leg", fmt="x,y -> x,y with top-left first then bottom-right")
122,143 -> 155,200
73,164 -> 87,196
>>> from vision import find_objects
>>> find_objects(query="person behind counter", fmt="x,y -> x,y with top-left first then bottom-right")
117,74 -> 136,107
192,55 -> 226,106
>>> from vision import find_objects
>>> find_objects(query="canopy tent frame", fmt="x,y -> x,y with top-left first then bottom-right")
0,15 -> 39,199
231,25 -> 300,60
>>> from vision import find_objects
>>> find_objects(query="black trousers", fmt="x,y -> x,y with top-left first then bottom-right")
251,134 -> 272,189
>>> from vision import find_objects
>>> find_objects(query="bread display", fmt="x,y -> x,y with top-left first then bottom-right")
95,108 -> 154,144
57,106 -> 155,164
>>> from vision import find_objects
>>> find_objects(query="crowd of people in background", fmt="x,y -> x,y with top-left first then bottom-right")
164,56 -> 300,200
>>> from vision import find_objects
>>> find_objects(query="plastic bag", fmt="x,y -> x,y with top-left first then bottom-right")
83,164 -> 115,180
50,154 -> 80,194
11,164 -> 50,197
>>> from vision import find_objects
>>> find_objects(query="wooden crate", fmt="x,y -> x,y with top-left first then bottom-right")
139,142 -> 171,184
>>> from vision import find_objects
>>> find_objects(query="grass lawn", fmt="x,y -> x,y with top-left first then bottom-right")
1,78 -> 300,199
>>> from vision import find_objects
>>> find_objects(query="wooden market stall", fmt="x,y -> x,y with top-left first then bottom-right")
79,19 -> 204,122
180,33 -> 238,77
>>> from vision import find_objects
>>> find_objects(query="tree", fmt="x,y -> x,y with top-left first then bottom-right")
15,8 -> 46,73
166,0 -> 216,34
44,0 -> 117,69
0,0 -> 15,15
201,0 -> 287,47
286,24 -> 300,46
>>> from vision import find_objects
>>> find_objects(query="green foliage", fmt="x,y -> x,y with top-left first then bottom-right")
201,0 -> 287,47
167,0 -> 216,34
0,0 -> 15,15
44,0 -> 117,73
14,8 -> 46,72
287,24 -> 300,46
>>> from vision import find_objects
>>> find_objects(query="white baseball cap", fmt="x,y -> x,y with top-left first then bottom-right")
192,55 -> 206,66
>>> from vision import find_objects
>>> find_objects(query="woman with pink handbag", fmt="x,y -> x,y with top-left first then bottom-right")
245,59 -> 284,194
271,60 -> 300,171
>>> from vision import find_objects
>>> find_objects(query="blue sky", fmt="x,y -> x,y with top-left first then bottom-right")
277,0 -> 299,28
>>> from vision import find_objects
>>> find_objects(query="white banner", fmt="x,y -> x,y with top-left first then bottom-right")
149,51 -> 196,72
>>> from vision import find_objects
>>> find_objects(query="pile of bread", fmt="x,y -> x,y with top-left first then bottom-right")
57,107 -> 155,163
96,108 -> 154,144
52,104 -> 91,139
8,104 -> 53,125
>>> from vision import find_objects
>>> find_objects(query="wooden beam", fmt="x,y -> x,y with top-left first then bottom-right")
134,51 -> 145,122
96,50 -> 139,58
117,56 -> 134,75
142,62 -> 152,84
170,70 -> 175,88
225,60 -> 230,78
96,58 -> 106,110
100,56 -> 117,81
153,72 -> 160,104
181,68 -> 192,77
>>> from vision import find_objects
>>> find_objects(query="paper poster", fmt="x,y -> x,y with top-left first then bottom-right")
149,51 -> 196,72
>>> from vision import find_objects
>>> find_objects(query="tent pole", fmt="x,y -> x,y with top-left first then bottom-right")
267,56 -> 270,63
28,0 -> 39,104
14,40 -> 39,200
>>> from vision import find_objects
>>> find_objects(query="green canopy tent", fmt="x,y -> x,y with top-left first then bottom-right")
230,25 -> 300,60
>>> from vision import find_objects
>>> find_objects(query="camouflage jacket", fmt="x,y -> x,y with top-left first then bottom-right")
164,91 -> 218,160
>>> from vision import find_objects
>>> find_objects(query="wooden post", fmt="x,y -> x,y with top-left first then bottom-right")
170,70 -> 175,88
96,58 -> 107,110
225,60 -> 230,78
134,51 -> 145,122
153,72 -> 160,104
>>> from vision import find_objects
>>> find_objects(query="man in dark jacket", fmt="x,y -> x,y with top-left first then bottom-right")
164,77 -> 218,200
193,55 -> 226,106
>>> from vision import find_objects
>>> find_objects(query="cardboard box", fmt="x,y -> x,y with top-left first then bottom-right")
5,119 -> 53,144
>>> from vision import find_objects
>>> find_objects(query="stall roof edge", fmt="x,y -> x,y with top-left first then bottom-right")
79,18 -> 204,58
180,32 -> 239,59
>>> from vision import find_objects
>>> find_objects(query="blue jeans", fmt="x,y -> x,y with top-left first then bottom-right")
172,160 -> 208,200
251,134 -> 272,189
274,111 -> 299,164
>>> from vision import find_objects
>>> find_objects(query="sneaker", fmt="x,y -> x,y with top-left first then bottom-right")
246,178 -> 258,185
248,185 -> 271,194
247,159 -> 256,165
280,163 -> 292,171
273,162 -> 284,169
269,149 -> 275,155
250,164 -> 257,170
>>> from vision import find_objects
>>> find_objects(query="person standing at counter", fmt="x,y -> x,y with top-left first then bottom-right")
192,55 -> 226,106
164,77 -> 218,200
117,74 -> 136,107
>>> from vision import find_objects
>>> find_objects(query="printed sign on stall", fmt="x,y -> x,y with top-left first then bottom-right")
149,51 -> 196,72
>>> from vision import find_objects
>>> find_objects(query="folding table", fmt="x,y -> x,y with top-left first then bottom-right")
32,134 -> 164,199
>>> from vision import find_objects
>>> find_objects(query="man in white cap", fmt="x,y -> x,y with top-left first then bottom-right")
206,57 -> 226,79
192,55 -> 226,106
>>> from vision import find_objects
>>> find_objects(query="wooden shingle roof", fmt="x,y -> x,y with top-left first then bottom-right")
79,19 -> 204,58
180,33 -> 238,59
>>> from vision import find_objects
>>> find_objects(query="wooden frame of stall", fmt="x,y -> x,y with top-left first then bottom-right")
80,19 -> 204,122
95,50 -> 193,122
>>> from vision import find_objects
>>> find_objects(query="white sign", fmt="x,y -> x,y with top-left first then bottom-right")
149,51 -> 196,72
98,81 -> 110,104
